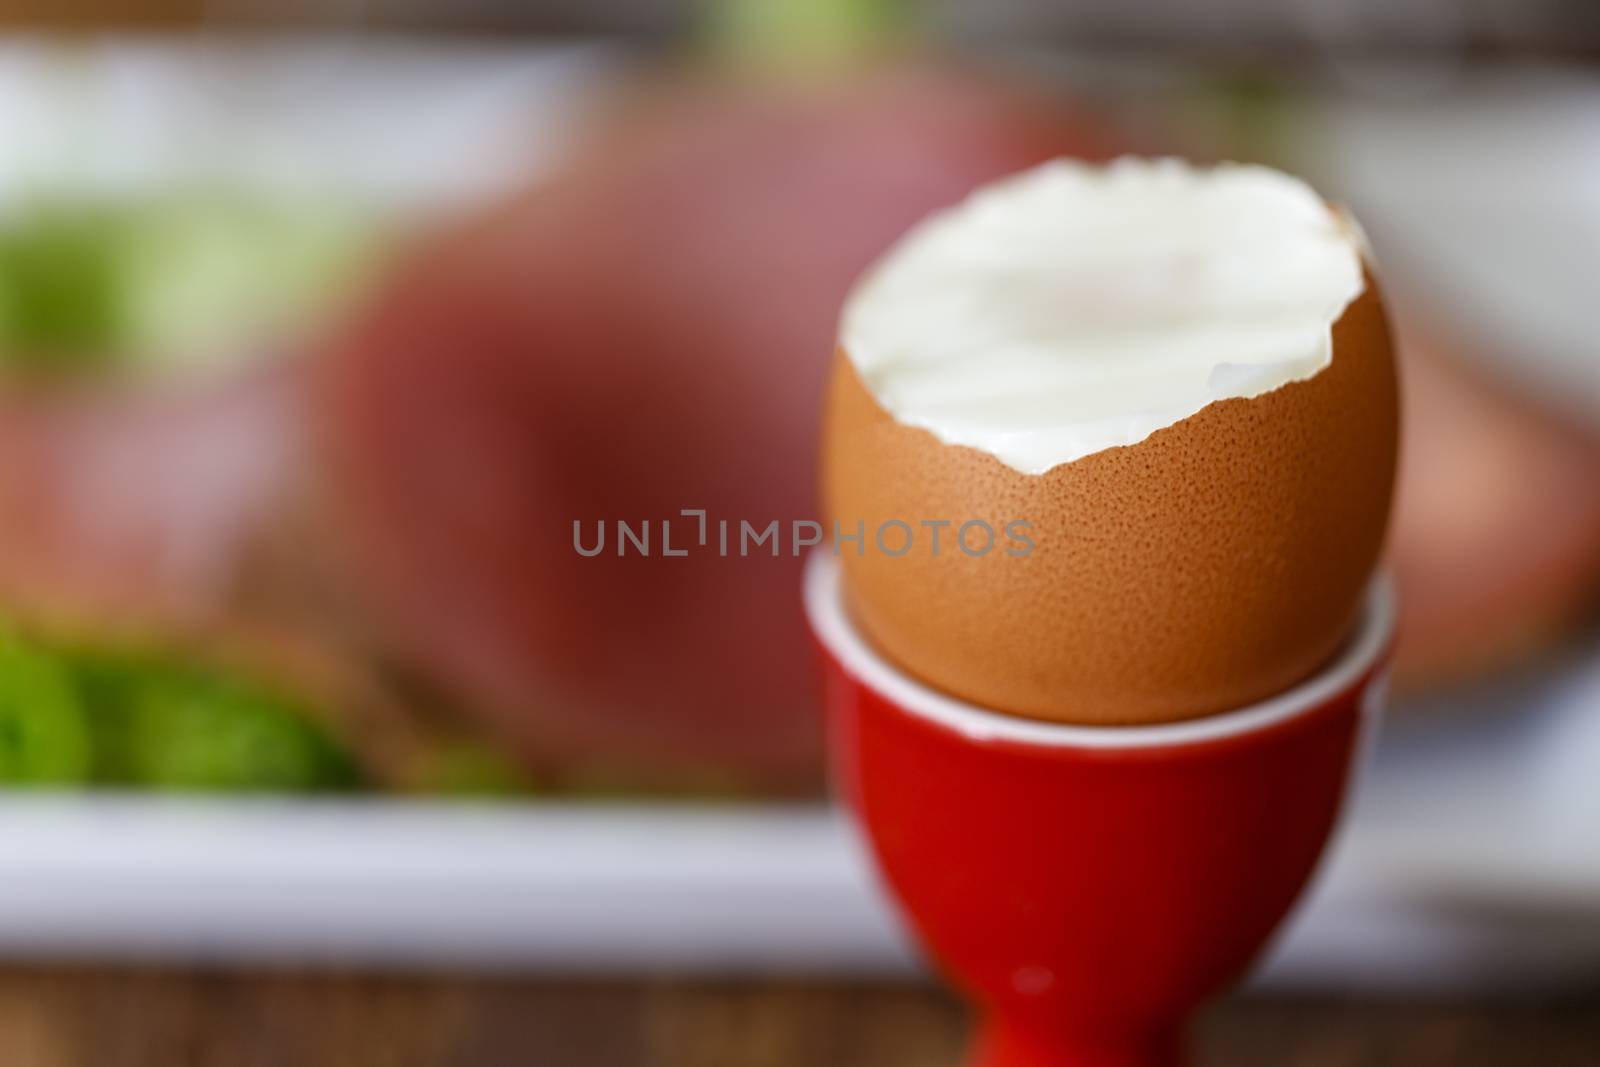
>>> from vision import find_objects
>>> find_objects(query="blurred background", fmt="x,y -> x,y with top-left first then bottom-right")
0,0 -> 1594,1064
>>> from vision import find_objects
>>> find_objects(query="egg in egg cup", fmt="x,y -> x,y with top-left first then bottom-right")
811,158 -> 1400,1067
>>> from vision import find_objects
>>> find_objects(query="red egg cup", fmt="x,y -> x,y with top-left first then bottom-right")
804,552 -> 1394,1067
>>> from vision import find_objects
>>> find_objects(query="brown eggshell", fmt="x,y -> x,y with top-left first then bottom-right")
822,273 -> 1398,725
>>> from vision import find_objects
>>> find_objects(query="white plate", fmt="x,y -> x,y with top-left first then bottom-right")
0,658 -> 1596,994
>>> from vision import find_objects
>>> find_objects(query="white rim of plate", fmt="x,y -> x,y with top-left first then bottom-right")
803,550 -> 1395,750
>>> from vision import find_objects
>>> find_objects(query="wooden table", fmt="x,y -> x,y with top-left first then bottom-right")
0,969 -> 1594,1066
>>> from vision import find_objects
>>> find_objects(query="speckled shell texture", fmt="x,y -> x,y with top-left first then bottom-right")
821,274 -> 1398,725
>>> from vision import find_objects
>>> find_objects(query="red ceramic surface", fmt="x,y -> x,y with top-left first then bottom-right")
805,552 -> 1394,1067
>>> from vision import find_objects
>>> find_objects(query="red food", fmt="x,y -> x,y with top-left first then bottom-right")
317,63 -> 1122,788
1389,332 -> 1600,689
0,363 -> 301,632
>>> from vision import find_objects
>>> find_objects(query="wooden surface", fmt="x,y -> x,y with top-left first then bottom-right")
0,970 -> 1593,1066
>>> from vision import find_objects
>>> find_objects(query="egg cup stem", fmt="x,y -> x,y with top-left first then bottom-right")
971,1018 -> 1186,1067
